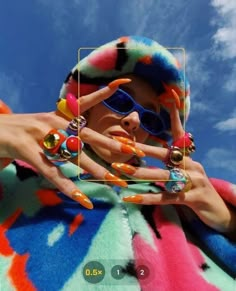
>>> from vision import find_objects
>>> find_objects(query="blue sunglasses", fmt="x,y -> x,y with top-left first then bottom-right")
102,88 -> 166,135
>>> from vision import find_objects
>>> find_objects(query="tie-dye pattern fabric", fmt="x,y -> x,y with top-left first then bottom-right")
0,160 -> 235,291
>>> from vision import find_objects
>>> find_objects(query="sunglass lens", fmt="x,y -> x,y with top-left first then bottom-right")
104,91 -> 134,113
141,112 -> 164,135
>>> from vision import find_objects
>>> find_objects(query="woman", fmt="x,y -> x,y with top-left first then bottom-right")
0,36 -> 235,291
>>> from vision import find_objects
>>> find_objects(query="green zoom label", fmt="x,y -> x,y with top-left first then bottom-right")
82,261 -> 105,284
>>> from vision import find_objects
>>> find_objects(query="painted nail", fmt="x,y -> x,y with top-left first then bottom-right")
123,195 -> 143,203
111,163 -> 136,175
66,93 -> 79,117
171,89 -> 181,109
104,172 -> 128,187
108,78 -> 131,89
112,136 -> 135,146
0,100 -> 12,114
57,99 -> 75,119
121,144 -> 145,158
71,190 -> 93,209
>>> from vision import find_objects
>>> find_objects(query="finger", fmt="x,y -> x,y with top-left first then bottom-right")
111,163 -> 169,181
122,191 -> 187,205
169,89 -> 185,141
17,142 -> 94,209
80,127 -> 145,157
135,142 -> 192,169
79,78 -> 131,113
77,151 -> 128,188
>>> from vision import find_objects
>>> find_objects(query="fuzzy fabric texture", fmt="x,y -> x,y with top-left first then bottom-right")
0,159 -> 236,291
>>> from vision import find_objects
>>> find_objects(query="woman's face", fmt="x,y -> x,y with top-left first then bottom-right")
86,75 -> 160,163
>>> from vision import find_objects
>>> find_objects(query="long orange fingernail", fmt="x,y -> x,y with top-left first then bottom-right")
111,163 -> 136,175
112,136 -> 135,146
123,195 -> 143,203
71,190 -> 93,209
171,89 -> 181,109
121,144 -> 145,158
0,100 -> 12,114
108,78 -> 131,89
104,172 -> 128,187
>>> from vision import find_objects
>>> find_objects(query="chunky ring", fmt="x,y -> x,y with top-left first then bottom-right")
164,146 -> 183,168
40,129 -> 83,164
164,168 -> 192,193
172,132 -> 196,156
66,116 -> 87,135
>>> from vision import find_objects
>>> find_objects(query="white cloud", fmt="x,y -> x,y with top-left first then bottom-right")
203,148 -> 236,173
214,108 -> 236,131
0,72 -> 24,112
36,0 -> 99,34
224,63 -> 236,92
211,0 -> 236,59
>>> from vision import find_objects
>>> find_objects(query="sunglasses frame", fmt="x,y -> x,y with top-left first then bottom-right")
102,88 -> 166,135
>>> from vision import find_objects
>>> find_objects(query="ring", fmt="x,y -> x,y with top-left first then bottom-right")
40,128 -> 83,164
164,146 -> 183,168
172,132 -> 196,156
164,168 -> 192,193
66,116 -> 87,135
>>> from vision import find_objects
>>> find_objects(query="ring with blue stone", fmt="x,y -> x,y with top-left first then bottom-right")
164,168 -> 192,193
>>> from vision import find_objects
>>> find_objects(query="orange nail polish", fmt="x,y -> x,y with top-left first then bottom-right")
0,100 -> 12,114
111,163 -> 136,175
120,144 -> 145,158
123,195 -> 143,203
71,190 -> 93,209
104,172 -> 128,187
108,78 -> 131,89
112,136 -> 135,146
171,89 -> 181,109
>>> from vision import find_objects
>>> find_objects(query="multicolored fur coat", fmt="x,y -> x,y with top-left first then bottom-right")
0,156 -> 235,291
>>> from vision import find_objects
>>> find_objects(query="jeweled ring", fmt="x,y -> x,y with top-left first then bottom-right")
164,146 -> 183,168
40,128 -> 83,164
66,116 -> 87,135
164,168 -> 192,193
172,132 -> 196,156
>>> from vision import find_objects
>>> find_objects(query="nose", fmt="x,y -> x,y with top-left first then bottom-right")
121,111 -> 141,132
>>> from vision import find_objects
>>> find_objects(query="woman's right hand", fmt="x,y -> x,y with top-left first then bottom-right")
0,80 -> 144,209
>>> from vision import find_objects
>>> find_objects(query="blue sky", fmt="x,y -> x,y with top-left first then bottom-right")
0,0 -> 235,182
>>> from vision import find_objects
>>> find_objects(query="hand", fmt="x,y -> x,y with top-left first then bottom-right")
0,80 -> 144,209
112,93 -> 236,236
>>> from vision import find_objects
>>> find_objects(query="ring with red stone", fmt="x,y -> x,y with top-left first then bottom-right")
172,132 -> 196,156
40,129 -> 83,164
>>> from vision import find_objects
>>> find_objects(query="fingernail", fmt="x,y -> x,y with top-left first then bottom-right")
66,93 -> 79,117
112,136 -> 135,146
111,163 -> 136,175
121,144 -> 145,158
171,89 -> 181,109
104,172 -> 128,187
108,78 -> 131,89
123,195 -> 143,203
0,100 -> 12,114
57,99 -> 75,119
71,190 -> 93,209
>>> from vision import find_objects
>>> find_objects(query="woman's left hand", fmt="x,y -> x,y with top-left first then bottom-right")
112,96 -> 236,237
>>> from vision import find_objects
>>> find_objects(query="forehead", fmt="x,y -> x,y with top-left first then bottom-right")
119,74 -> 158,107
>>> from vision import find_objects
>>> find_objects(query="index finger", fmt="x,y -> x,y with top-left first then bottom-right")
79,78 -> 131,113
